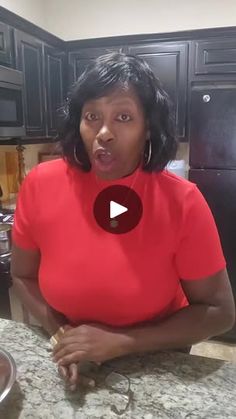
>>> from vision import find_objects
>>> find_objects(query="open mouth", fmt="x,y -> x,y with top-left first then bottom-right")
93,148 -> 117,171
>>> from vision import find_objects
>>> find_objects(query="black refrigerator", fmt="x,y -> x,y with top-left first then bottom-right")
188,82 -> 236,342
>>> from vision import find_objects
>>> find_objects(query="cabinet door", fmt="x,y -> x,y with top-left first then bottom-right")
44,46 -> 66,137
194,39 -> 236,76
15,30 -> 45,137
68,47 -> 123,88
189,82 -> 236,169
0,22 -> 13,66
128,43 -> 188,140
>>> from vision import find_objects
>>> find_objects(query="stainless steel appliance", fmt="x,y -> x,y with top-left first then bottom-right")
0,65 -> 25,138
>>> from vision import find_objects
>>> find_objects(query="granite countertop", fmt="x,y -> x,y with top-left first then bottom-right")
0,319 -> 236,419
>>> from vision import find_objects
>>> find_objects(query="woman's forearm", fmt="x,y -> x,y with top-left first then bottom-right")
123,304 -> 234,354
11,276 -> 68,336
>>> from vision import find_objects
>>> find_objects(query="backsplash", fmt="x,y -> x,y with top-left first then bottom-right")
176,143 -> 189,167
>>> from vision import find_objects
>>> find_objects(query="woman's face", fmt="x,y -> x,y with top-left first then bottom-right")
80,87 -> 149,180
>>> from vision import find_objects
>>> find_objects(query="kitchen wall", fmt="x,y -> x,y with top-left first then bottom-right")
45,0 -> 236,40
1,0 -> 236,41
0,0 -> 47,31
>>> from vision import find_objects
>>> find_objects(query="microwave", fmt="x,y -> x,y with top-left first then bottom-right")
0,65 -> 26,138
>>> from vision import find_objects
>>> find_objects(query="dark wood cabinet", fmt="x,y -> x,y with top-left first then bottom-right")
192,39 -> 236,77
68,46 -> 123,87
15,30 -> 45,137
128,43 -> 188,140
0,22 -> 13,66
44,46 -> 66,136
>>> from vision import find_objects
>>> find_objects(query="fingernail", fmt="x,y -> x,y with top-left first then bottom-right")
88,379 -> 95,387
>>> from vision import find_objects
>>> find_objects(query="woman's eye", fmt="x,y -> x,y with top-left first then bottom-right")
85,113 -> 98,121
117,114 -> 132,122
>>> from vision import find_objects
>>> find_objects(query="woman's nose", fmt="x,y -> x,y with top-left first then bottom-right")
96,124 -> 114,143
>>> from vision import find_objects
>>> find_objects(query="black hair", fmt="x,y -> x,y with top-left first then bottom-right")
58,52 -> 177,172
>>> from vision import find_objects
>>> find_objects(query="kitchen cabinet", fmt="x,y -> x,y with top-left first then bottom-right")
68,46 -> 124,87
15,30 -> 46,137
0,22 -> 13,67
44,46 -> 66,137
14,31 -> 66,138
192,39 -> 236,77
128,42 -> 188,140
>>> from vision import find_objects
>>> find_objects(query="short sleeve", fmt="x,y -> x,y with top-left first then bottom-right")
12,167 -> 39,250
175,185 -> 226,280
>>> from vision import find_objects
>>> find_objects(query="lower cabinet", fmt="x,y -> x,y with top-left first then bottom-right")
9,287 -> 41,326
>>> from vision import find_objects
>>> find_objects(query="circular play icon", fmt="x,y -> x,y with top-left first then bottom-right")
93,185 -> 143,234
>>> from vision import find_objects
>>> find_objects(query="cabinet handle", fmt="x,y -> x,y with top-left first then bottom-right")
203,94 -> 211,103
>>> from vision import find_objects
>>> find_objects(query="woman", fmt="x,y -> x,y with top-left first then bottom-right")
11,53 -> 235,391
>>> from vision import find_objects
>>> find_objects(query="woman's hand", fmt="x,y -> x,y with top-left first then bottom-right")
52,324 -> 132,366
54,325 -> 96,391
58,363 -> 95,391
58,363 -> 79,391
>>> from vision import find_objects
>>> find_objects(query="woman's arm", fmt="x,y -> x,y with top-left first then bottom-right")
125,268 -> 235,353
52,269 -> 236,365
10,243 -> 68,336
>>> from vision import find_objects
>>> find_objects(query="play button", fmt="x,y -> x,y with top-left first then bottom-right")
110,201 -> 128,219
93,185 -> 143,234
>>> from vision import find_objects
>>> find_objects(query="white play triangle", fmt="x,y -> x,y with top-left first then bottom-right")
110,200 -> 128,219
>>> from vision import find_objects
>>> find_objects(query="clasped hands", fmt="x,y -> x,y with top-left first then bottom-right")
52,323 -> 132,391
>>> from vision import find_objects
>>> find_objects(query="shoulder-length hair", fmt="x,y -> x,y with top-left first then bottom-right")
58,52 -> 177,172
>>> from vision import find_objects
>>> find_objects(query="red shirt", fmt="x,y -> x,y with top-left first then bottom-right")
12,159 -> 226,327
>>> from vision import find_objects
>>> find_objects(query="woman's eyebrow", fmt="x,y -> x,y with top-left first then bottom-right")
107,99 -> 136,107
84,98 -> 136,108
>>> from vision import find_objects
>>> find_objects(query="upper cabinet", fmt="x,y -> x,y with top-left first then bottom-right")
14,30 -> 66,138
0,22 -> 13,67
128,43 -> 188,140
68,46 -> 124,88
15,30 -> 46,137
44,46 -> 66,137
190,38 -> 236,79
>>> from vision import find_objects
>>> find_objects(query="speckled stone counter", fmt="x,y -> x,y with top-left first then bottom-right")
0,319 -> 236,419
